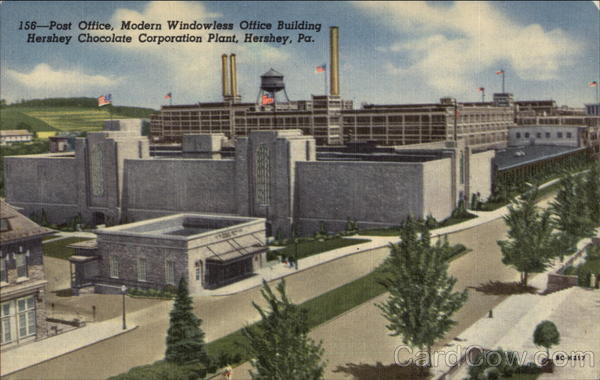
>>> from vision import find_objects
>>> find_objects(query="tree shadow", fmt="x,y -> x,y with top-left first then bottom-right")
332,362 -> 430,380
470,281 -> 537,295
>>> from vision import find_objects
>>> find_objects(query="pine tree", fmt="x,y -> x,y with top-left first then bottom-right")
242,280 -> 325,380
376,219 -> 468,369
550,172 -> 595,257
498,188 -> 555,286
165,277 -> 208,366
584,163 -> 600,227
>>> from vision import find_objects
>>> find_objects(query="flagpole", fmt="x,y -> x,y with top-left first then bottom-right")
482,89 -> 485,103
502,70 -> 505,93
324,70 -> 327,95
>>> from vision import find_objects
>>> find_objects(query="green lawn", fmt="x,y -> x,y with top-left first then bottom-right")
359,212 -> 477,237
269,237 -> 370,260
43,237 -> 92,260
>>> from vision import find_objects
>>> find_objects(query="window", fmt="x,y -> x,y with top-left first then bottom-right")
1,296 -> 37,344
165,260 -> 176,285
566,132 -> 572,138
1,302 -> 13,344
17,297 -> 36,338
195,261 -> 202,281
0,257 -> 6,283
137,257 -> 147,282
536,133 -> 542,138
16,253 -> 27,279
0,219 -> 9,232
516,132 -> 521,138
557,132 -> 563,138
255,144 -> 270,206
545,132 -> 551,138
525,132 -> 530,138
109,256 -> 119,279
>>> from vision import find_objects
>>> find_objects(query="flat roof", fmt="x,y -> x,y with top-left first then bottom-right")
494,145 -> 585,171
97,213 -> 263,241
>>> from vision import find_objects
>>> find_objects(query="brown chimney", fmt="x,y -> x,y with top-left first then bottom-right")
229,54 -> 238,98
329,26 -> 339,96
221,54 -> 231,98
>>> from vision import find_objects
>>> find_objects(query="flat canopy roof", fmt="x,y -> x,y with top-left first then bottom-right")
495,145 -> 585,171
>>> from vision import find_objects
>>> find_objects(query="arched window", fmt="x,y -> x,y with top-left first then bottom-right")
255,144 -> 270,206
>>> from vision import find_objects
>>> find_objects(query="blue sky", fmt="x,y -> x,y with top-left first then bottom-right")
1,1 -> 599,109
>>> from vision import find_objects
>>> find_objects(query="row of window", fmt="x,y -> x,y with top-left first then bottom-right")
515,131 -> 573,139
1,296 -> 36,345
108,256 -> 175,285
0,252 -> 30,283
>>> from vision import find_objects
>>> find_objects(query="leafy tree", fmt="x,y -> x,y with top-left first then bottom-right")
242,280 -> 325,380
550,172 -> 595,257
497,188 -> 555,286
533,320 -> 560,360
165,277 -> 209,366
376,219 -> 468,368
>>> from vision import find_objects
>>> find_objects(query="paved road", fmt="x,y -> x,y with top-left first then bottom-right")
6,247 -> 390,380
9,195 -> 557,380
233,218 -> 520,379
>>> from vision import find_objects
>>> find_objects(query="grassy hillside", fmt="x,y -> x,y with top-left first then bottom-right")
1,98 -> 156,132
0,108 -> 57,132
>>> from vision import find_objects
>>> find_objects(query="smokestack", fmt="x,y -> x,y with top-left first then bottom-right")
329,26 -> 339,96
229,54 -> 238,98
221,54 -> 231,98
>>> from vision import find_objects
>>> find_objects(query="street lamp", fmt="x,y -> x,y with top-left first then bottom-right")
121,284 -> 127,330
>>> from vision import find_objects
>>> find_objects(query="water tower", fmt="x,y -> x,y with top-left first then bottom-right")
257,68 -> 290,104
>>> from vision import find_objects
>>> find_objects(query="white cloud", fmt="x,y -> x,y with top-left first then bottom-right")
356,1 -> 582,93
101,1 -> 290,98
6,63 -> 120,90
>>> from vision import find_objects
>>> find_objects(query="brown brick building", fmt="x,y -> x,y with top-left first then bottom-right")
1,200 -> 52,349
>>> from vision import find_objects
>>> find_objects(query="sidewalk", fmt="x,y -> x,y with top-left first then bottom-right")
199,195 -> 532,297
432,237 -> 599,380
0,317 -> 138,377
197,237 -> 391,296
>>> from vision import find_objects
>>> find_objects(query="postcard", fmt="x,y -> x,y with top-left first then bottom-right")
1,1 -> 599,379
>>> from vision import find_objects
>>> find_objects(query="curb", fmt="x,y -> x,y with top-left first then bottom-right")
2,324 -> 139,377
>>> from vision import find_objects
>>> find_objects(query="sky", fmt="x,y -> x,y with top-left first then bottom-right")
1,1 -> 599,109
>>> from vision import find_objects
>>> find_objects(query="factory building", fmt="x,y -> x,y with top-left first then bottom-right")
4,119 -> 494,239
150,26 -> 515,150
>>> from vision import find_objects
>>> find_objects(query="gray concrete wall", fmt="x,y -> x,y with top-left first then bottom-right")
422,158 -> 454,221
123,159 -> 237,218
295,161 -> 424,234
4,156 -> 80,223
468,150 -> 494,201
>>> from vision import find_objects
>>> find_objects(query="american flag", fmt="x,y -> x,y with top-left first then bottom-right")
495,70 -> 505,75
589,81 -> 598,87
98,94 -> 112,107
261,94 -> 274,105
478,87 -> 485,92
315,64 -> 326,73
164,92 -> 172,99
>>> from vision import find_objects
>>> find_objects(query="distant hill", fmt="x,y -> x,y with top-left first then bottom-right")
0,97 -> 156,132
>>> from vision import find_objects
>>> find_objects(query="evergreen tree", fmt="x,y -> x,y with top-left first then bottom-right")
376,219 -> 468,369
242,280 -> 325,380
498,188 -> 555,286
550,172 -> 595,258
165,277 -> 208,366
583,163 -> 600,227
